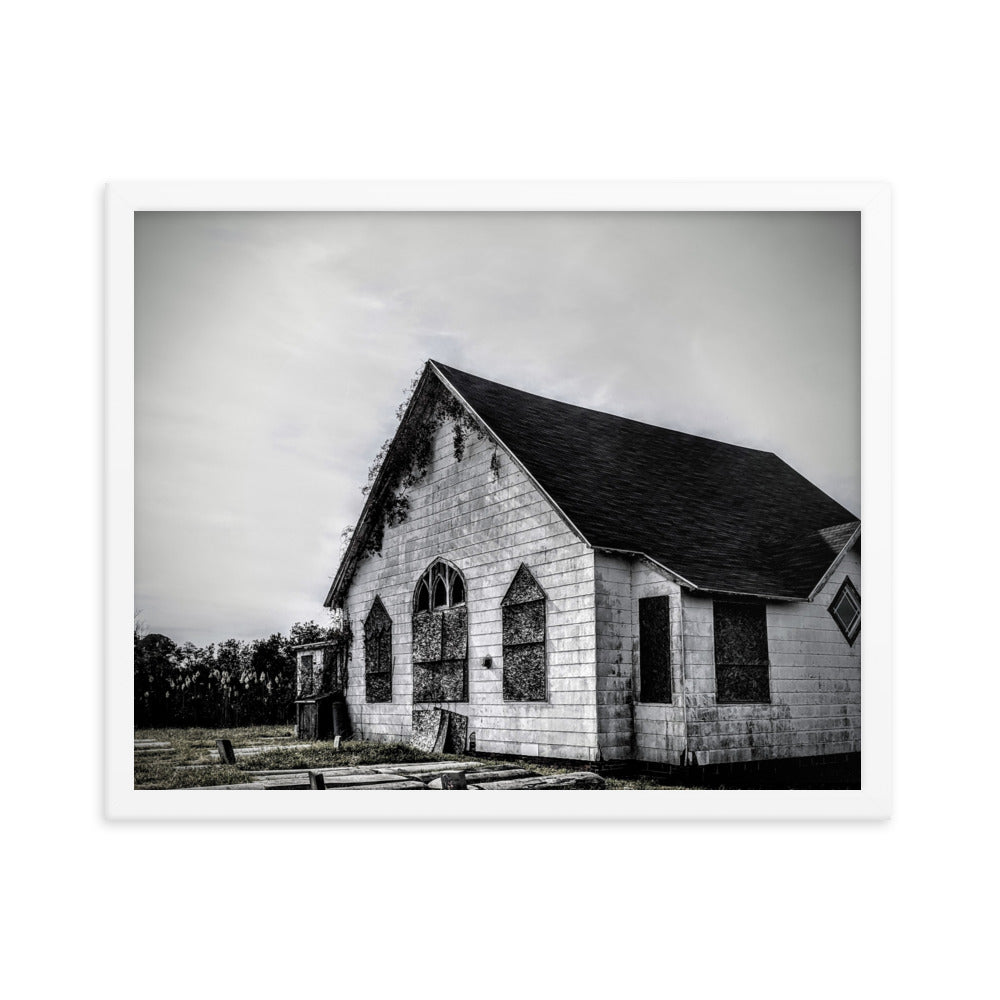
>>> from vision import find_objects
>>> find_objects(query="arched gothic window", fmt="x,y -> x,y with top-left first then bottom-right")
364,596 -> 393,703
501,564 -> 547,701
413,561 -> 466,614
412,560 -> 468,702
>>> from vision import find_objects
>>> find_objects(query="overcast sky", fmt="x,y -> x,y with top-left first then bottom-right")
135,210 -> 860,645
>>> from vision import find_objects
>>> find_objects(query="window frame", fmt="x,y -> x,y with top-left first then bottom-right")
413,560 -> 467,614
828,576 -> 861,646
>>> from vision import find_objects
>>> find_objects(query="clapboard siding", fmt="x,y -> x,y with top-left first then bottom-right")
629,561 -> 687,765
340,419 -> 598,761
680,543 -> 861,765
593,555 -> 688,764
592,547 -> 861,767
593,554 -> 632,761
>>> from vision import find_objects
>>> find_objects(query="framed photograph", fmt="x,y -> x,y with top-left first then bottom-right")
107,181 -> 891,820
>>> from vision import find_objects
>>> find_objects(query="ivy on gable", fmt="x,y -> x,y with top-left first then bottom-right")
357,371 -> 491,558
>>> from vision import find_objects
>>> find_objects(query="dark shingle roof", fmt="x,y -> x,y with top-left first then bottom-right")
432,361 -> 859,600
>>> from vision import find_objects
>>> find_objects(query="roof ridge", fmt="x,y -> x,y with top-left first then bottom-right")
430,359 -> 776,458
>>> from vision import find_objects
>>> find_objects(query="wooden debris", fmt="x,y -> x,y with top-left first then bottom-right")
427,771 -> 467,789
470,771 -> 605,790
180,753 -> 602,791
376,761 -> 487,775
256,772 -> 416,789
347,780 -> 427,790
457,767 -> 534,784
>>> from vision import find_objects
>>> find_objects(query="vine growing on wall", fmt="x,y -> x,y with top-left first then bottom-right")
356,369 -> 491,558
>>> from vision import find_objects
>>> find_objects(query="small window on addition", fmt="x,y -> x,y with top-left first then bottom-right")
829,576 -> 861,645
713,599 -> 771,704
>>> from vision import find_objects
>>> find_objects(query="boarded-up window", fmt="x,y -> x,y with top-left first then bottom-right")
412,560 -> 468,703
502,564 -> 546,701
713,599 -> 771,704
364,596 -> 393,703
638,596 -> 672,703
829,576 -> 861,645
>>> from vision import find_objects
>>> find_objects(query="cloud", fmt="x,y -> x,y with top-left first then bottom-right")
135,210 -> 859,643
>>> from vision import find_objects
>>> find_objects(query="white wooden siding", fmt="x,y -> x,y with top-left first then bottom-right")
594,553 -> 687,764
681,544 -> 862,766
340,420 -> 598,761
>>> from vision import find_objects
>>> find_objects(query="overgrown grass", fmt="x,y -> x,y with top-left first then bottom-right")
134,758 -> 249,789
236,740 -> 449,772
133,727 -> 686,790
133,727 -> 457,788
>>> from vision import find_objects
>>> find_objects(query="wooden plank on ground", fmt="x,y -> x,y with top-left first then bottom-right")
427,771 -> 468,789
375,761 -> 489,775
190,783 -> 267,790
470,772 -> 606,790
254,772 -> 415,788
459,768 -> 535,784
344,780 -> 428,790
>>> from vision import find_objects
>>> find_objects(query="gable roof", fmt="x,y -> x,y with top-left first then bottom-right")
326,360 -> 859,606
431,361 -> 859,601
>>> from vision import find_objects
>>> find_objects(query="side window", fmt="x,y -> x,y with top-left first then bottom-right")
713,599 -> 771,704
501,564 -> 546,701
412,561 -> 468,702
829,577 -> 861,645
638,596 -> 672,703
364,596 -> 393,703
298,653 -> 315,697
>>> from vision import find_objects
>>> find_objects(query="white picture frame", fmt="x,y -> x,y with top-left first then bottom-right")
107,180 -> 891,821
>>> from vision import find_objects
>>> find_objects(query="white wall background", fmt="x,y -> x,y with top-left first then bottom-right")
3,2 -> 997,999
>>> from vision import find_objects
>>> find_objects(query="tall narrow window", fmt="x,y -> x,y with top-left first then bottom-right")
412,561 -> 468,702
298,653 -> 315,697
829,577 -> 861,645
364,596 -> 393,703
713,599 -> 771,704
638,596 -> 672,703
501,564 -> 547,701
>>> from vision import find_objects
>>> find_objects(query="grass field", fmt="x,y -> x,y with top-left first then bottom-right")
133,726 -> 675,790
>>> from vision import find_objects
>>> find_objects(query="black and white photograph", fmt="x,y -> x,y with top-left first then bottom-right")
129,205 -> 869,800
16,4 -> 1000,998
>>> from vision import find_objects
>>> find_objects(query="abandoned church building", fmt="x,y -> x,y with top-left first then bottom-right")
306,360 -> 861,770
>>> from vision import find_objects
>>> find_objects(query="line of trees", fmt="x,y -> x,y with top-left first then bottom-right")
134,621 -> 337,728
